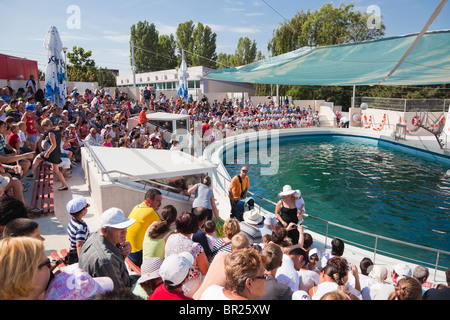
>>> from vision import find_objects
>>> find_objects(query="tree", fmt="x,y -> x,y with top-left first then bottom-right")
65,46 -> 116,87
130,21 -> 160,73
191,22 -> 217,68
176,20 -> 195,65
216,52 -> 233,69
216,37 -> 264,69
264,3 -> 387,110
66,46 -> 96,82
268,3 -> 385,56
176,21 -> 217,68
130,20 -> 179,72
96,68 -> 116,88
67,46 -> 95,68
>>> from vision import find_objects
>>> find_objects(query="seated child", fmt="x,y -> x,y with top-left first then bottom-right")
204,220 -> 218,252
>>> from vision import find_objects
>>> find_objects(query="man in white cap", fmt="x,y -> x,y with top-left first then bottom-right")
391,263 -> 412,284
239,208 -> 263,244
79,207 -> 136,289
149,252 -> 194,300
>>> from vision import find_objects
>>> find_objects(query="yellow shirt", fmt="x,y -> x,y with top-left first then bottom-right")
126,202 -> 160,252
228,175 -> 250,201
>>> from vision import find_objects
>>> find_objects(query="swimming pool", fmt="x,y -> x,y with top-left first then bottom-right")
224,134 -> 450,267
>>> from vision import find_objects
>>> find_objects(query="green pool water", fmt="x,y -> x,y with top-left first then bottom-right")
224,134 -> 450,268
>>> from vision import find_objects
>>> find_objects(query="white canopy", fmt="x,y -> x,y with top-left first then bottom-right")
89,146 -> 217,181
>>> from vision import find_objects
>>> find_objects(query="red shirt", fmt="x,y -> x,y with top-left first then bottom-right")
149,283 -> 194,301
8,132 -> 20,149
139,110 -> 148,125
22,114 -> 38,134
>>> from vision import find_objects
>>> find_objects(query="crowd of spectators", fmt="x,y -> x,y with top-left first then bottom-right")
0,82 -> 448,301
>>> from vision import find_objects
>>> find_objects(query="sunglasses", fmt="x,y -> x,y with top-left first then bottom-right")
241,170 -> 248,173
254,274 -> 267,280
38,258 -> 51,269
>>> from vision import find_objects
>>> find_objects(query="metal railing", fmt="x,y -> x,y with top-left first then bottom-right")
216,170 -> 450,281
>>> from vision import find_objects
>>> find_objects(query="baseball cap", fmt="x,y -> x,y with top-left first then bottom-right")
393,263 -> 412,277
25,104 -> 36,112
292,290 -> 311,300
159,252 -> 194,286
44,268 -> 113,300
100,207 -> 135,229
66,197 -> 89,215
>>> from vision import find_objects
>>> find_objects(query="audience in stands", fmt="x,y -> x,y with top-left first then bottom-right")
0,86 -> 447,302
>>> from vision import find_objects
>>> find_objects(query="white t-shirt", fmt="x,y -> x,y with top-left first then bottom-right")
311,282 -> 340,300
361,282 -> 395,300
200,285 -> 231,300
275,254 -> 299,292
18,130 -> 27,148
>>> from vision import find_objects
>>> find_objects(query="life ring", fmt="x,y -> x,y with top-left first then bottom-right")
412,116 -> 421,126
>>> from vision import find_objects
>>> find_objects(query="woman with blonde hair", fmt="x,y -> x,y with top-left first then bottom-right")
0,237 -> 51,300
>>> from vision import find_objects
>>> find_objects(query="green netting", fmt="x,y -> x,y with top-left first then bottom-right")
203,30 -> 450,86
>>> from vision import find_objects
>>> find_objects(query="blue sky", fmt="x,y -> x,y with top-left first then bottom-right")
1,0 -> 448,76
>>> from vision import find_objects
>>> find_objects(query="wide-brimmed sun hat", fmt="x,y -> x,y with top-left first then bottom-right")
278,185 -> 296,197
243,208 -> 263,225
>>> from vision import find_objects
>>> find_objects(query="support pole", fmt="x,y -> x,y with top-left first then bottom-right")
131,40 -> 136,87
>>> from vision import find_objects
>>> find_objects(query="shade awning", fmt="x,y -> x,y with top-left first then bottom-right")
89,146 -> 217,181
203,30 -> 450,86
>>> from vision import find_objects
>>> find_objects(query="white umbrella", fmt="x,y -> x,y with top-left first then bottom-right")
177,49 -> 188,100
43,26 -> 67,106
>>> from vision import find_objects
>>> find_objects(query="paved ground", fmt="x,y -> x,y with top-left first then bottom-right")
24,162 -> 101,257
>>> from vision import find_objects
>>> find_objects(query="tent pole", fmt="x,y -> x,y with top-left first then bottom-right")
276,84 -> 279,107
352,85 -> 356,109
131,40 -> 136,88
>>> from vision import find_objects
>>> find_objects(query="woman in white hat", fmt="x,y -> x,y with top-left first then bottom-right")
275,185 -> 300,244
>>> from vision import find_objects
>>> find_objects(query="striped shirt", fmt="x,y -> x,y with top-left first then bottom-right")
67,217 -> 90,250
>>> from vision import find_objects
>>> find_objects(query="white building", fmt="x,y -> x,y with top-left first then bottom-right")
116,66 -> 255,100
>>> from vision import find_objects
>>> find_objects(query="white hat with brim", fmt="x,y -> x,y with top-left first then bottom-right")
294,190 -> 301,198
243,208 -> 263,225
278,185 -> 296,197
137,257 -> 163,284
66,197 -> 89,215
100,207 -> 136,229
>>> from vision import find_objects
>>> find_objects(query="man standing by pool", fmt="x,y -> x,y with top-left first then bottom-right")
126,188 -> 163,267
228,166 -> 250,221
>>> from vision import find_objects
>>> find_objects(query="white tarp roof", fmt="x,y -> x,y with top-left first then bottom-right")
89,146 -> 217,181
